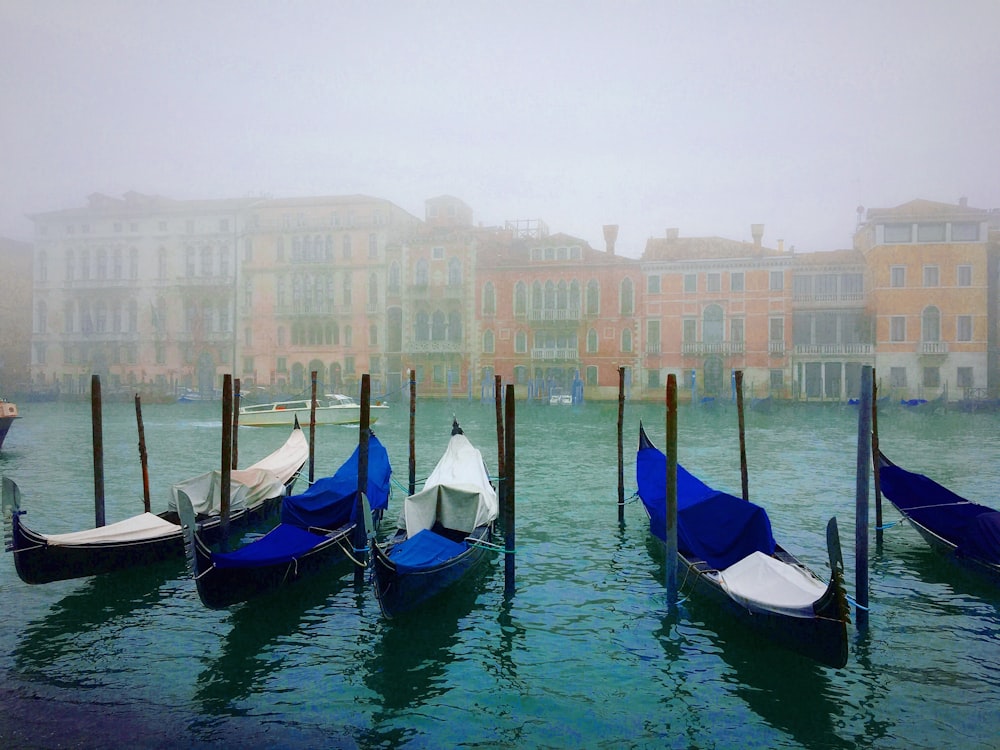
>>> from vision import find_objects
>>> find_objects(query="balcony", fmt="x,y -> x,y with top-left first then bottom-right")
768,341 -> 786,356
407,340 -> 464,354
918,341 -> 949,356
528,308 -> 581,324
793,343 -> 873,356
407,283 -> 466,300
531,347 -> 579,361
681,341 -> 744,357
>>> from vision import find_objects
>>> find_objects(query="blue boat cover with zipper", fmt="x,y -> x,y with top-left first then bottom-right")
636,428 -> 775,570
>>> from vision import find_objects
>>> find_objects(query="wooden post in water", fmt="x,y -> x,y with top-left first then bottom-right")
232,378 -> 240,470
495,374 -> 505,528
735,370 -> 749,502
134,394 -> 151,513
308,370 -> 318,484
220,375 -> 233,545
503,383 -> 516,596
665,374 -> 679,608
91,374 -> 106,527
617,366 -> 625,526
855,365 -> 872,631
354,374 -> 372,587
408,369 -> 416,496
871,370 -> 884,548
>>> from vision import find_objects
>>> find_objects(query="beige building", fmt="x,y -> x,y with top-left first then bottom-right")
0,237 -> 33,396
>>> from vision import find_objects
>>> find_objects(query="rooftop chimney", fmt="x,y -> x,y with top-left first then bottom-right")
777,239 -> 784,253
751,223 -> 764,247
603,224 -> 619,254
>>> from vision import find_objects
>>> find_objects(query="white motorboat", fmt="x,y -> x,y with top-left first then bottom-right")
239,393 -> 388,427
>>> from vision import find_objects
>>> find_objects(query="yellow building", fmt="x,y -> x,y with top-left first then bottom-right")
855,198 -> 997,400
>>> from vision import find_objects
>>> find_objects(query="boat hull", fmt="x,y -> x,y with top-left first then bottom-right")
6,492 -> 284,585
648,536 -> 849,669
373,525 -> 493,619
190,523 -> 355,609
0,417 -> 14,450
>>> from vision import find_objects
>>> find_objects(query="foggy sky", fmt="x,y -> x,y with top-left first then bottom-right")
2,1 -> 998,257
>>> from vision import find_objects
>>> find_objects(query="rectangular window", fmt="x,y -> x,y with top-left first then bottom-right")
923,366 -> 940,388
769,271 -> 784,291
889,367 -> 907,387
647,320 -> 660,354
368,234 -> 378,258
957,315 -> 972,341
793,275 -> 811,300
647,275 -> 660,294
730,318 -> 744,344
730,272 -> 744,292
890,316 -> 906,342
884,224 -> 912,243
769,317 -> 784,342
890,266 -> 905,287
917,223 -> 945,242
277,357 -> 287,373
683,273 -> 696,293
770,369 -> 783,390
682,318 -> 696,342
957,265 -> 972,286
244,327 -> 252,346
707,273 -> 721,292
957,367 -> 974,389
951,222 -> 979,241
432,246 -> 445,260
923,265 -> 939,287
345,356 -> 355,375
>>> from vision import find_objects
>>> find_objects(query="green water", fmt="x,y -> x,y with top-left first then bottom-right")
1,398 -> 998,749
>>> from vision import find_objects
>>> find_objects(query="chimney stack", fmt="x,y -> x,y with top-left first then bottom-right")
603,224 -> 619,255
751,224 -> 764,248
777,239 -> 784,253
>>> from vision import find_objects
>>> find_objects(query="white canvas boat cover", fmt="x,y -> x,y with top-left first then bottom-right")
167,467 -> 285,516
246,427 -> 309,483
400,433 -> 498,537
45,512 -> 180,546
716,551 -> 829,618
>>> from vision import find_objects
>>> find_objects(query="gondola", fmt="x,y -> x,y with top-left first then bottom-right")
371,420 -> 498,619
636,423 -> 849,669
877,451 -> 1000,582
180,433 -> 392,609
3,424 -> 308,585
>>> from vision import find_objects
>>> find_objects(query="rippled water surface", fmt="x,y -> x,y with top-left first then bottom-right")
2,397 -> 999,748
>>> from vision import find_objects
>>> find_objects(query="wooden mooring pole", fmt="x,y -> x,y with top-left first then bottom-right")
503,383 -> 516,596
309,370 -> 318,484
617,366 -> 625,526
354,374 -> 372,587
134,394 -> 151,513
232,378 -> 240,470
495,374 -> 505,529
872,369 -> 884,549
855,365 -> 872,631
665,374 -> 679,608
91,375 -> 106,528
408,369 -> 416,496
220,374 -> 233,546
735,370 -> 749,502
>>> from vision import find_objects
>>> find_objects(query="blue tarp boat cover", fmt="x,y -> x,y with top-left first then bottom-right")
209,435 -> 392,569
636,431 -> 775,570
281,434 -> 392,529
879,461 -> 1000,566
389,529 -> 467,574
212,523 -> 329,569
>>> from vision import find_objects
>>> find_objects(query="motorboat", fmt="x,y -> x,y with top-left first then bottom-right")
239,393 -> 388,427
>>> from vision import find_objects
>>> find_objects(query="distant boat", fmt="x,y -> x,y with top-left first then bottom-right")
240,393 -> 388,427
548,387 -> 572,405
176,388 -> 220,403
0,398 -> 19,451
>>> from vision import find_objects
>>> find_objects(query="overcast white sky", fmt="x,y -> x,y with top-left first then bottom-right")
2,1 -> 998,257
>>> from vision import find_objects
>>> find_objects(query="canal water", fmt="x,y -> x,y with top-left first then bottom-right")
1,396 -> 998,749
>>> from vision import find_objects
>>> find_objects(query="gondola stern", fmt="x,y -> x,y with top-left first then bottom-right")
2,476 -> 22,552
175,492 -> 200,577
814,516 -> 851,668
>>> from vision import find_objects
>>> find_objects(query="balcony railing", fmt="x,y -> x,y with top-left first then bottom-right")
530,347 -> 579,361
918,341 -> 949,355
407,340 -> 464,354
528,308 -> 581,323
768,341 -> 786,356
792,343 -> 873,356
681,341 -> 744,357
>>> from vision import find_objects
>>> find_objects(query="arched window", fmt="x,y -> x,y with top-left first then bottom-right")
34,301 -> 47,334
415,311 -> 429,342
129,247 -> 138,279
703,304 -> 724,343
448,257 -> 462,286
586,280 -> 600,315
621,328 -> 632,353
557,281 -> 568,311
569,280 -> 580,313
37,250 -> 48,282
587,328 -> 599,353
483,282 -> 496,316
344,325 -> 352,347
415,259 -> 429,285
369,324 -> 378,346
544,281 -> 556,311
388,262 -> 401,292
514,281 -> 527,316
369,273 -> 378,307
532,281 -> 543,310
483,329 -> 495,354
343,274 -> 352,305
342,234 -> 352,257
922,306 -> 941,342
620,278 -> 634,315
515,331 -> 527,353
